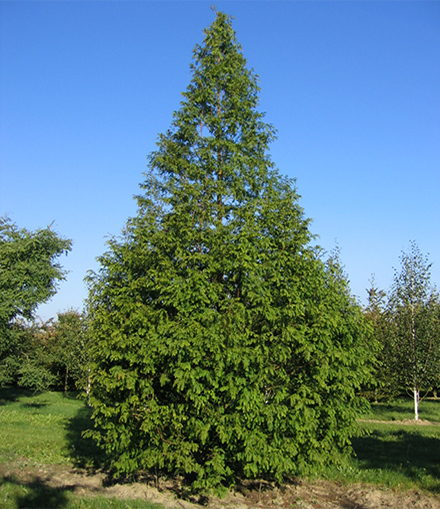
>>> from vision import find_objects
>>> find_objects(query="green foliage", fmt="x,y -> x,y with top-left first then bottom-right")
365,243 -> 440,418
0,216 -> 72,324
0,311 -> 89,393
0,216 -> 72,385
86,11 -> 374,491
51,310 -> 91,395
388,242 -> 440,390
363,279 -> 399,401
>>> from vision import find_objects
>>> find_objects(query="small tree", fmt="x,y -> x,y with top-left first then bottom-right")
0,216 -> 72,386
87,11 -> 373,491
363,278 -> 392,401
387,241 -> 440,420
15,318 -> 57,392
52,310 -> 90,396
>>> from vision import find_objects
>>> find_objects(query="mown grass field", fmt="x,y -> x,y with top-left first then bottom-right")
323,398 -> 440,493
0,389 -> 163,509
0,389 -> 439,508
324,398 -> 440,494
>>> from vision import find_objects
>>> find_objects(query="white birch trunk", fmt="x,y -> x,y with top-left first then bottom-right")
414,387 -> 419,421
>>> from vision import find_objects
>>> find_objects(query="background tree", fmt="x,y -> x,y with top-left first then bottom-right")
52,310 -> 90,396
387,241 -> 440,420
0,216 -> 72,385
16,318 -> 57,392
5,311 -> 90,394
87,11 -> 373,491
363,277 -> 399,401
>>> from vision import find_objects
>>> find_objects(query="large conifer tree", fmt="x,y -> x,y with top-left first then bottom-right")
87,12 -> 372,490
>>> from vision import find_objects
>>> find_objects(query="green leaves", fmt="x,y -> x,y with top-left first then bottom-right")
387,243 -> 440,415
87,11 -> 373,492
0,216 -> 72,324
0,216 -> 72,386
365,243 -> 440,418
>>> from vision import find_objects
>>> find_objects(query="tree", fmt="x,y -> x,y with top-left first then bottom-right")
5,311 -> 91,394
16,318 -> 57,392
52,310 -> 91,397
363,276 -> 406,402
0,216 -> 71,385
387,241 -> 440,420
86,11 -> 373,491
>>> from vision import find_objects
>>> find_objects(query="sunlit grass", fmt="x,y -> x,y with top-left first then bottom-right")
0,389 -> 84,466
1,388 -> 440,506
360,397 -> 440,422
0,389 -> 164,509
321,398 -> 440,494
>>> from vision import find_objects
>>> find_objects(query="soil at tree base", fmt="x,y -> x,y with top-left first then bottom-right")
1,463 -> 439,509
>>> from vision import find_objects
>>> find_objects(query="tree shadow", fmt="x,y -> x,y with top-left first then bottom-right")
1,474 -> 71,508
20,402 -> 48,410
0,387 -> 33,406
64,403 -> 107,471
369,402 -> 412,416
352,429 -> 440,492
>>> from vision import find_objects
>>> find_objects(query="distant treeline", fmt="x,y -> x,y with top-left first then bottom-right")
1,310 -> 90,395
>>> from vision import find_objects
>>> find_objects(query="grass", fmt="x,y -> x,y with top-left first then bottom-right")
0,388 -> 93,467
0,388 -> 164,509
320,398 -> 440,493
361,397 -> 440,422
1,389 -> 440,507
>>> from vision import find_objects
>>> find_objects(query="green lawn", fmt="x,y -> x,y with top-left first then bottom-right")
361,397 -> 440,422
1,389 -> 440,508
321,398 -> 440,493
0,389 -> 92,466
0,388 -> 164,509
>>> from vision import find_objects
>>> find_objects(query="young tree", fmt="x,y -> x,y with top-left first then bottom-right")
16,318 -> 57,392
52,310 -> 91,396
0,217 -> 72,385
387,241 -> 440,420
87,11 -> 373,491
363,278 -> 388,401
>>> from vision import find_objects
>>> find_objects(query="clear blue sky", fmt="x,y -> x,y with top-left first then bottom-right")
1,1 -> 439,321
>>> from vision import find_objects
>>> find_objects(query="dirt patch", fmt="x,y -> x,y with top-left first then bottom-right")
1,463 -> 440,509
359,419 -> 440,426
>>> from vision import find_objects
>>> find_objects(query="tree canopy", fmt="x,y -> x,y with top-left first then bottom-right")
0,216 -> 71,385
86,11 -> 373,491
387,242 -> 440,419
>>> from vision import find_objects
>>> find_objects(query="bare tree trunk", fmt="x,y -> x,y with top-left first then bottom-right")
414,387 -> 419,421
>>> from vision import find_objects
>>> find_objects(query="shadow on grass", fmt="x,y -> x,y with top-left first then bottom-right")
352,429 -> 440,492
64,403 -> 107,471
0,388 -> 33,406
20,402 -> 48,410
369,402 -> 413,417
1,475 -> 71,508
